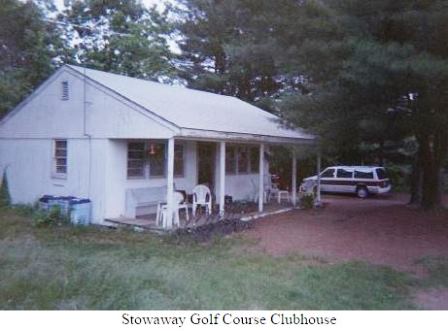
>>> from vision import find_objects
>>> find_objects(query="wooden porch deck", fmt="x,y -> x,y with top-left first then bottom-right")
105,202 -> 298,232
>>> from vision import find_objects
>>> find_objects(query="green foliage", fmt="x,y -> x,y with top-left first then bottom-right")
0,171 -> 11,208
300,193 -> 315,210
33,206 -> 69,228
0,0 -> 71,118
62,0 -> 176,81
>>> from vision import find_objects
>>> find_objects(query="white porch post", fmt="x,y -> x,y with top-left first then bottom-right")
316,149 -> 322,204
219,141 -> 226,216
166,137 -> 175,229
258,143 -> 265,212
291,149 -> 297,206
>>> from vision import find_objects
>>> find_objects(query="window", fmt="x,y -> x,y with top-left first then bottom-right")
237,147 -> 249,173
226,145 -> 236,174
61,81 -> 69,100
53,140 -> 67,177
174,144 -> 184,177
354,170 -> 374,179
127,142 -> 145,178
337,168 -> 353,178
249,147 -> 259,173
376,168 -> 388,179
149,143 -> 166,177
321,169 -> 335,178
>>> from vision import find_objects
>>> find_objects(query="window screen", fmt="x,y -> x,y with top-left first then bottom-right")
127,142 -> 145,177
54,140 -> 67,175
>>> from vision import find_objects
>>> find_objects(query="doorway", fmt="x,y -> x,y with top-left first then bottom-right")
197,142 -> 216,191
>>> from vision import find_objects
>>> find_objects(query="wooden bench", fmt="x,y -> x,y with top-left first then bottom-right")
125,186 -> 167,218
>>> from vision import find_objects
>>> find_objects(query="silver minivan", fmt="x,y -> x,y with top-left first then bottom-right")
302,166 -> 392,198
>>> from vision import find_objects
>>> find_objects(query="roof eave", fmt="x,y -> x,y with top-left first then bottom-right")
178,128 -> 317,145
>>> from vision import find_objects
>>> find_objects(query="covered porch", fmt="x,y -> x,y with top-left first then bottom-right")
106,134 -> 320,231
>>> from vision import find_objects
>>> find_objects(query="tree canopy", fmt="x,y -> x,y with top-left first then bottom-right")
1,0 -> 447,208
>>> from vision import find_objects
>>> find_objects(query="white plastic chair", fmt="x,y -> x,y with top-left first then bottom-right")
157,191 -> 189,227
192,184 -> 212,216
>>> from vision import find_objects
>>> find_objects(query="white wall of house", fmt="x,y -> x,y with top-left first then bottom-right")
0,69 -> 176,140
0,138 -> 110,223
103,139 -> 198,218
0,66 -> 279,225
213,143 -> 270,203
0,67 -> 178,224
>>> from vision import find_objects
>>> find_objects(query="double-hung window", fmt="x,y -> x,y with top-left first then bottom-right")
53,139 -> 67,178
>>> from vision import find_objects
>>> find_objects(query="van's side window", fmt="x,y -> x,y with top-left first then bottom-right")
321,169 -> 335,178
337,169 -> 353,178
354,171 -> 374,179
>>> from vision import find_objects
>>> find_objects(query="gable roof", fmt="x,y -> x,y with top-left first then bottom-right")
66,65 -> 315,143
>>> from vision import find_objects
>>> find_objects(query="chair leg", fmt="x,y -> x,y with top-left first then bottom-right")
184,206 -> 189,221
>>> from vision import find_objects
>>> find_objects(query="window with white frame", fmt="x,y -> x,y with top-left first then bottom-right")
226,145 -> 259,175
226,145 -> 237,174
127,142 -> 145,178
249,147 -> 259,173
237,146 -> 249,174
53,139 -> 67,176
149,143 -> 166,177
126,141 -> 185,179
174,144 -> 184,177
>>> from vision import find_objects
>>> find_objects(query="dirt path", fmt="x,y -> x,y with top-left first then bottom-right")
246,193 -> 448,309
246,193 -> 448,272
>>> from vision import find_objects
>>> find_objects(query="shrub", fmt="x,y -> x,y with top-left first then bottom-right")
172,218 -> 253,243
33,205 -> 69,227
300,193 -> 315,209
0,170 -> 11,207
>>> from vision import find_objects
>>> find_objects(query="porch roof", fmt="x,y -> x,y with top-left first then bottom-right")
67,65 -> 316,145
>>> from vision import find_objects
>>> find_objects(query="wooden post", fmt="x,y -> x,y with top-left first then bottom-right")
219,141 -> 226,217
292,149 -> 297,206
166,137 -> 175,229
316,150 -> 322,204
258,143 -> 265,212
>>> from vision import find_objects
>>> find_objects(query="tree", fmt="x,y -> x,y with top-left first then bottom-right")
0,0 -> 70,117
61,0 -> 176,80
175,0 -> 307,104
275,0 -> 448,209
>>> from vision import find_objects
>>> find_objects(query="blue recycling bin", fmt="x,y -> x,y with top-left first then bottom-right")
56,196 -> 76,216
38,195 -> 59,211
69,199 -> 91,225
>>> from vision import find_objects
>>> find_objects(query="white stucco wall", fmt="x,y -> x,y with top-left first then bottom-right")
0,138 -> 110,223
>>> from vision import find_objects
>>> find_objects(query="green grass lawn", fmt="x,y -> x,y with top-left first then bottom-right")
0,207 -> 438,310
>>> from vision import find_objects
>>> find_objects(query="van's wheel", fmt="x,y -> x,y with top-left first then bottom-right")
356,186 -> 369,199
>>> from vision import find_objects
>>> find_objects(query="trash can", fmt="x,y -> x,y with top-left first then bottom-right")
38,195 -> 59,211
56,196 -> 76,216
69,198 -> 91,225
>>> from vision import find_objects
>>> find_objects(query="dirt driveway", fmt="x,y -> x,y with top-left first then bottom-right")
247,193 -> 448,272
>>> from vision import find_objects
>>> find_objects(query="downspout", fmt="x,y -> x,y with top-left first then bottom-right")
83,67 -> 93,198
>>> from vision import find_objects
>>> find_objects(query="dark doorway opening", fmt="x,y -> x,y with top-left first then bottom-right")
197,142 -> 216,192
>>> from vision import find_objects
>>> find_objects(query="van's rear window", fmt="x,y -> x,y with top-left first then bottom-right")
376,168 -> 388,179
354,170 -> 374,179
